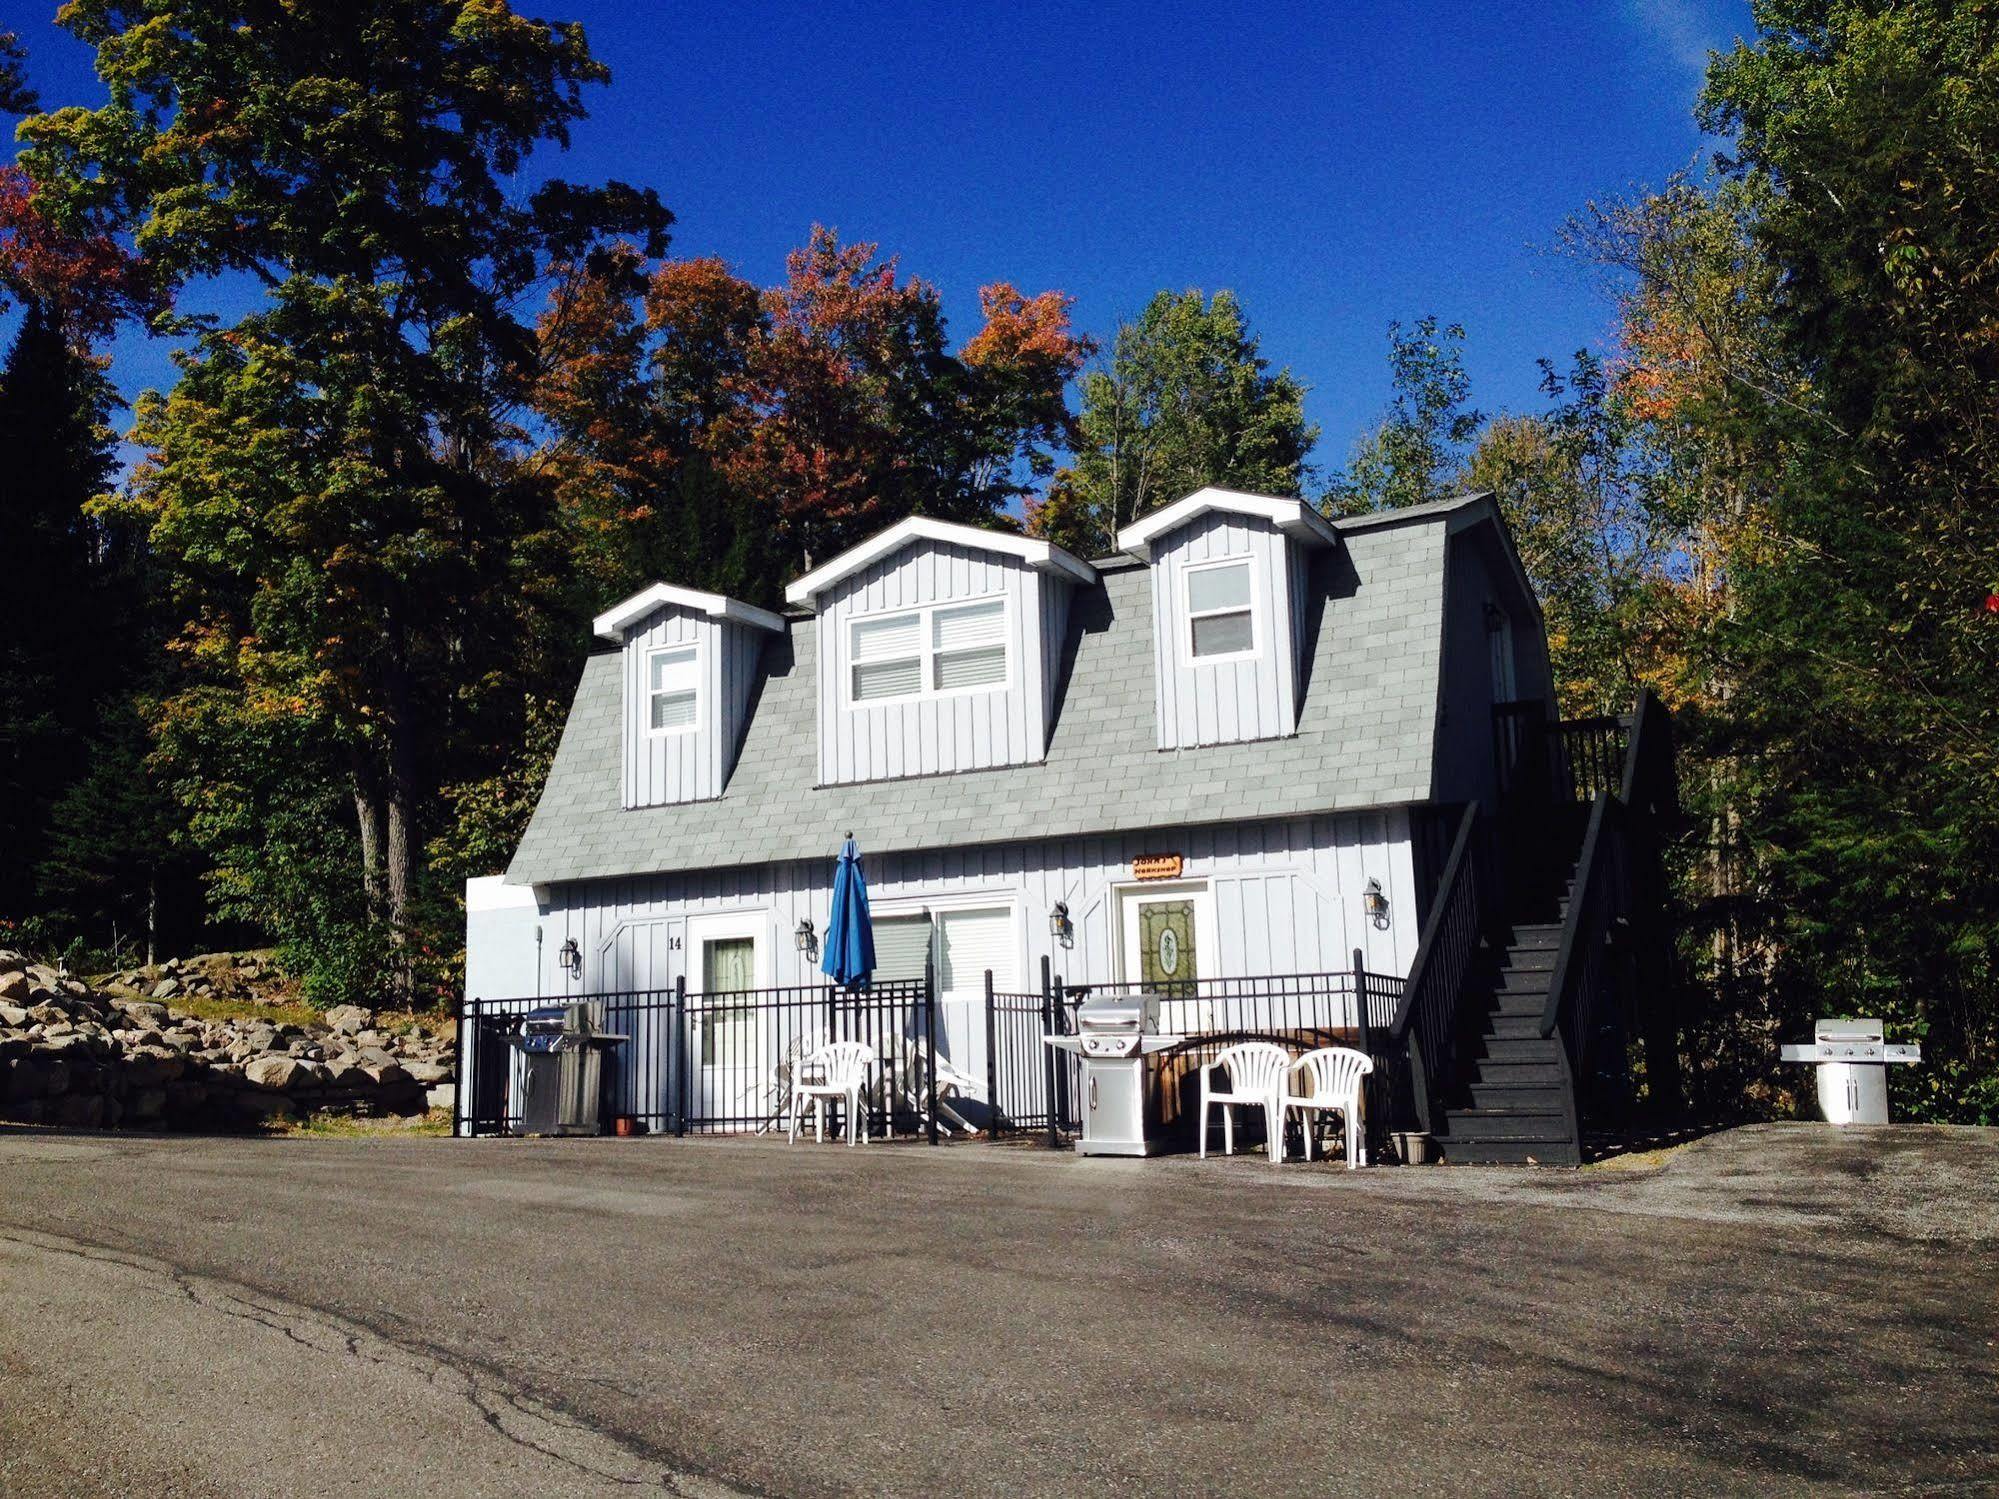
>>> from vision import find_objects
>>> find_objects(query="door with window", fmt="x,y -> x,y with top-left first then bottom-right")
1119,883 -> 1214,1033
688,920 -> 767,1128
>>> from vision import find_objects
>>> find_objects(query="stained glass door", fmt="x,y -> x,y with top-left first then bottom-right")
1137,900 -> 1198,987
1121,885 -> 1212,1035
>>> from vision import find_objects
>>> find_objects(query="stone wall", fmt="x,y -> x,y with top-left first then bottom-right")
0,952 -> 456,1131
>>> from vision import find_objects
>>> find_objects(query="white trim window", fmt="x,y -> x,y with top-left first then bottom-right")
1185,558 -> 1256,661
646,644 -> 700,733
849,596 -> 1009,705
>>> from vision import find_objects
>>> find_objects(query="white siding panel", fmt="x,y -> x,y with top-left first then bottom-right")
814,538 -> 1052,784
619,606 -> 768,808
527,810 -> 1420,1039
1148,513 -> 1302,750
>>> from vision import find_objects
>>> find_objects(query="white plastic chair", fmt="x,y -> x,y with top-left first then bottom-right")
788,1040 -> 876,1145
758,1028 -> 831,1134
1279,1047 -> 1374,1168
1199,1042 -> 1292,1161
884,1036 -> 979,1137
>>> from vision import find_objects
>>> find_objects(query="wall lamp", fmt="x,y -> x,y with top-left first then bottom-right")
794,917 -> 818,958
1363,879 -> 1391,931
556,937 -> 582,980
1049,900 -> 1073,950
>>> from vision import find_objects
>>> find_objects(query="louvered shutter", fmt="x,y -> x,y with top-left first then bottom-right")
936,907 -> 1016,996
872,915 -> 933,983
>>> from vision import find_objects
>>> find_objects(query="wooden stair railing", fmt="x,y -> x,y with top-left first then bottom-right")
1536,686 -> 1679,1125
1388,802 -> 1488,1135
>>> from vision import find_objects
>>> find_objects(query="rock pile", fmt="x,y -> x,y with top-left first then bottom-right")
0,951 -> 456,1131
104,949 -> 289,1008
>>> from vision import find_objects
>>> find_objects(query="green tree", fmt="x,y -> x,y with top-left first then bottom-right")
23,1 -> 670,995
537,237 -> 1089,607
0,299 -> 121,922
1031,289 -> 1315,555
35,702 -> 193,967
0,29 -> 35,115
1328,316 -> 1483,515
1694,0 -> 1999,1122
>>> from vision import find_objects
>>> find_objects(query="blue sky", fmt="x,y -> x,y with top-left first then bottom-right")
8,0 -> 1753,480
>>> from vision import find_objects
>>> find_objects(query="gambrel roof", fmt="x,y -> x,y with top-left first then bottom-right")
509,493 -> 1526,886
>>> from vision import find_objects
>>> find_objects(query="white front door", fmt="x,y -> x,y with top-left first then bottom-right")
688,914 -> 769,1128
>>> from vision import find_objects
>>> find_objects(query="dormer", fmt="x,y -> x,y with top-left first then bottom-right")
784,516 -> 1097,785
592,583 -> 787,808
1117,487 -> 1340,750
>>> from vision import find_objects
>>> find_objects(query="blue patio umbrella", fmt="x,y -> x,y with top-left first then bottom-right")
820,834 -> 876,989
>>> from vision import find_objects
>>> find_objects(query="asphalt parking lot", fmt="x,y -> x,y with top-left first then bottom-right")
1,1122 -> 1994,1497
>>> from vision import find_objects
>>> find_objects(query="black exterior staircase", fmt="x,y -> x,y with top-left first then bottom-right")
1437,874 -> 1583,1165
1385,690 -> 1679,1167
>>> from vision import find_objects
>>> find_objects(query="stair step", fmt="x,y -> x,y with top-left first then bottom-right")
1486,991 -> 1547,1019
1466,1058 -> 1565,1085
1497,969 -> 1554,996
1483,1013 -> 1547,1039
1504,924 -> 1563,949
1465,1081 -> 1568,1110
1502,946 -> 1557,973
1441,1106 -> 1572,1141
1473,1034 -> 1565,1063
1443,1136 -> 1583,1167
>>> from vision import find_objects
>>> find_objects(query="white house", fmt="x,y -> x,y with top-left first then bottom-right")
461,486 -> 1626,1158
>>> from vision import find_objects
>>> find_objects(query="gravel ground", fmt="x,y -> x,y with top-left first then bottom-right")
0,1121 -> 1993,1498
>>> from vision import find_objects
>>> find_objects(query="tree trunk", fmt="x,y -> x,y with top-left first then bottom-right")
145,874 -> 156,969
380,634 -> 423,1005
351,754 -> 386,916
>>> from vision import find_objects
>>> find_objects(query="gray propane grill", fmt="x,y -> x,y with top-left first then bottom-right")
1047,992 -> 1183,1155
510,1002 -> 628,1136
1780,1017 -> 1919,1124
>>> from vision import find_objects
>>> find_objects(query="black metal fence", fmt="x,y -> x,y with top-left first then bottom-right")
1055,956 -> 1404,1153
459,955 -> 1408,1155
985,959 -> 1080,1145
458,974 -> 942,1140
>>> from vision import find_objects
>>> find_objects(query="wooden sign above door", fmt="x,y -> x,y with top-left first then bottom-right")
1131,853 -> 1183,881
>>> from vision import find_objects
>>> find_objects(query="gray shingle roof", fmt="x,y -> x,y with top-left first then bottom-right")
507,500 -> 1472,886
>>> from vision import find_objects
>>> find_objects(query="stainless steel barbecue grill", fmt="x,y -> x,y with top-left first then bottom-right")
1780,1017 -> 1919,1124
508,1002 -> 629,1136
1045,993 -> 1183,1155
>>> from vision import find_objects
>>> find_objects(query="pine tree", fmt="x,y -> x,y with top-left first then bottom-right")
36,702 -> 191,966
0,299 -> 119,921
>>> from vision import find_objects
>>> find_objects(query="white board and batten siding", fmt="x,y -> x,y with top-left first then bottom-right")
1148,512 -> 1304,750
619,606 -> 765,808
814,538 -> 1061,785
525,808 -> 1420,1013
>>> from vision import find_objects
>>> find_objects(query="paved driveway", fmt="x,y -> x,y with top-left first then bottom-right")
0,1123 -> 1993,1498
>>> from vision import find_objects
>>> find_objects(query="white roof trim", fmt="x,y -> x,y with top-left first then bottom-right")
1115,487 -> 1341,560
592,583 -> 787,642
783,515 -> 1097,605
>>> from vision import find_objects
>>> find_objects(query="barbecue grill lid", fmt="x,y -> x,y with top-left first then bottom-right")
1076,995 -> 1151,1028
1814,1016 -> 1885,1044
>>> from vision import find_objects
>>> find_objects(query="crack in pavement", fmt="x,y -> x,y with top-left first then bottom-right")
0,1226 -> 750,1498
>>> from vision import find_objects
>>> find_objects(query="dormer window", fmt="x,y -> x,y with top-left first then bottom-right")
849,596 -> 1009,705
647,645 -> 700,733
1186,559 -> 1256,660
